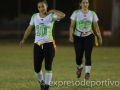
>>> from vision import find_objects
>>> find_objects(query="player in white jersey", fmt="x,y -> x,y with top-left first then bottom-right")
19,0 -> 65,90
69,0 -> 102,79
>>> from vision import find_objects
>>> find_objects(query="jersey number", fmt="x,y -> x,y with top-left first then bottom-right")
36,25 -> 47,36
79,20 -> 91,30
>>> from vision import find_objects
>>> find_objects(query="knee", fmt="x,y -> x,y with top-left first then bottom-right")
85,61 -> 91,66
34,67 -> 41,73
85,52 -> 91,58
34,64 -> 42,72
45,64 -> 52,71
76,55 -> 83,61
85,58 -> 91,66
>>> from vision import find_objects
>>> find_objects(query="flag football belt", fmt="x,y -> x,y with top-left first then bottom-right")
75,29 -> 91,35
75,29 -> 99,46
36,42 -> 44,49
36,42 -> 41,46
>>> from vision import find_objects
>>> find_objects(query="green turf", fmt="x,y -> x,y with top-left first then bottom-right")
0,43 -> 120,90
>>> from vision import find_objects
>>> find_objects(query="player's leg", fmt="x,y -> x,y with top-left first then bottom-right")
44,42 -> 55,90
52,39 -> 56,56
73,35 -> 84,78
33,44 -> 44,90
84,34 -> 94,79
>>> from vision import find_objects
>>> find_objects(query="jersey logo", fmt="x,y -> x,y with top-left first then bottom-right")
79,20 -> 91,30
35,25 -> 47,36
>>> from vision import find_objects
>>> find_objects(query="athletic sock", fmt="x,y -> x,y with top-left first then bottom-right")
35,71 -> 44,82
45,70 -> 52,85
77,64 -> 83,69
85,66 -> 91,73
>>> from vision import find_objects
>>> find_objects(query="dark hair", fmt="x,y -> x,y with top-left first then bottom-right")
79,0 -> 89,3
78,0 -> 89,9
37,0 -> 48,5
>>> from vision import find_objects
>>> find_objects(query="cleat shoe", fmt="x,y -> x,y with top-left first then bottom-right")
40,80 -> 45,90
44,85 -> 50,90
76,67 -> 83,78
85,73 -> 90,79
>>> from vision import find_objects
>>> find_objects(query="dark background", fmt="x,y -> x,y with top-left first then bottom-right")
0,0 -> 119,45
0,0 -> 112,29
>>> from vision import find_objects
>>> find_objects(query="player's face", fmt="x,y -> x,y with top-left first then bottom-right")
38,2 -> 48,14
80,0 -> 89,10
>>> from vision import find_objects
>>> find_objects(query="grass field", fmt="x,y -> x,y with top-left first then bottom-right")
0,43 -> 120,90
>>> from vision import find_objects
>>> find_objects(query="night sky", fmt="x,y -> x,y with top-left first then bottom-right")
0,0 -> 79,20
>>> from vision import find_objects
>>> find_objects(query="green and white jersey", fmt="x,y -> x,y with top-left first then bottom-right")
70,10 -> 99,37
30,13 -> 58,44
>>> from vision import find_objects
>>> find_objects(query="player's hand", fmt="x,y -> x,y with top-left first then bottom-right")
99,37 -> 102,45
19,39 -> 25,48
69,36 -> 74,42
48,9 -> 55,14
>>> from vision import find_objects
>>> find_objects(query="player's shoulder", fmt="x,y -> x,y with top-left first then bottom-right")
89,10 -> 96,15
31,13 -> 39,19
73,9 -> 79,14
49,13 -> 54,16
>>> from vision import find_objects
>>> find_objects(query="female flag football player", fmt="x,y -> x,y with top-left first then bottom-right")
19,0 -> 65,90
69,0 -> 102,79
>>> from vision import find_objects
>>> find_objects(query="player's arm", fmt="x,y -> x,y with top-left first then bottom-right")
19,25 -> 34,48
22,25 -> 34,40
48,10 -> 65,20
93,22 -> 102,45
69,19 -> 75,42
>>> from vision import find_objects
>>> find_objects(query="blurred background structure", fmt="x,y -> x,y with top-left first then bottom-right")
0,0 -> 120,46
